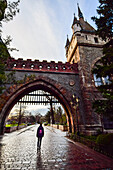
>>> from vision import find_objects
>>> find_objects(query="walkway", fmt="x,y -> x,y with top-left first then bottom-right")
0,125 -> 113,170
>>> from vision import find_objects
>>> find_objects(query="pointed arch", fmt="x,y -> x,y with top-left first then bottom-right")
0,76 -> 75,135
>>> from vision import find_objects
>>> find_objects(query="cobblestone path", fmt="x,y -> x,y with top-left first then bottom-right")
0,125 -> 113,170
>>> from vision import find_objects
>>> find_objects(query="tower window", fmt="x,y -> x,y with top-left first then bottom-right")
85,35 -> 88,40
93,74 -> 110,87
94,37 -> 98,43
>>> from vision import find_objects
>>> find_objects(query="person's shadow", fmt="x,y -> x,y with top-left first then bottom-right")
36,150 -> 43,169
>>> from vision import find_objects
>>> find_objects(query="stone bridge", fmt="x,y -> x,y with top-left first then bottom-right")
0,57 -> 85,135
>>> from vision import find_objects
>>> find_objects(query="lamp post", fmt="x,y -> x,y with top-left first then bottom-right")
71,94 -> 80,135
50,99 -> 55,125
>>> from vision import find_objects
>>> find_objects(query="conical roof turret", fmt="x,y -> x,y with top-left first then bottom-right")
71,4 -> 95,33
77,3 -> 84,20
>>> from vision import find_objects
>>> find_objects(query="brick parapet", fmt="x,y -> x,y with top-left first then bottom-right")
6,57 -> 78,73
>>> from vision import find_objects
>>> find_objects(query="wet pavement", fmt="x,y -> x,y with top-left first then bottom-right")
0,125 -> 113,170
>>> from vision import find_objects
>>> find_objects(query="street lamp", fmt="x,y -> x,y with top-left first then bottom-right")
50,99 -> 55,125
71,93 -> 80,135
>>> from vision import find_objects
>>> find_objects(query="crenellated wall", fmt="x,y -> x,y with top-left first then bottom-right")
6,57 -> 78,73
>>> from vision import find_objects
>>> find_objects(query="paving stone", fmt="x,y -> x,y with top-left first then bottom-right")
11,168 -> 21,170
56,158 -> 62,162
0,125 -> 113,169
54,164 -> 59,168
48,159 -> 56,163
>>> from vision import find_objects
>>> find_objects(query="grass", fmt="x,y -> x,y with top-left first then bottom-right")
5,123 -> 26,127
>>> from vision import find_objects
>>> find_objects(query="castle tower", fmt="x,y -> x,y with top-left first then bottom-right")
65,4 -> 105,134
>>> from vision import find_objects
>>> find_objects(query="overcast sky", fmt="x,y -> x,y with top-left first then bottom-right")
4,0 -> 99,116
3,0 -> 99,63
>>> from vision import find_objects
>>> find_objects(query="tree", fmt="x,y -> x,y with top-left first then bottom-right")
92,0 -> 113,41
34,112 -> 42,124
45,110 -> 51,124
0,0 -> 20,94
0,39 -> 10,93
0,0 -> 8,93
54,106 -> 66,125
44,106 -> 67,125
56,106 -> 63,125
14,104 -> 27,129
29,114 -> 36,124
92,0 -> 113,119
0,0 -> 7,21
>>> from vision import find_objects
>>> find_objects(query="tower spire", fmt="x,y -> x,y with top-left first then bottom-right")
65,35 -> 70,48
77,3 -> 84,20
72,13 -> 77,26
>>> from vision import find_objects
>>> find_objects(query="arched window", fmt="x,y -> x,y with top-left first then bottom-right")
93,74 -> 110,87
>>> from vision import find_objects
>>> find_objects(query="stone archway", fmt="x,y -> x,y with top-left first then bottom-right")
0,76 -> 75,135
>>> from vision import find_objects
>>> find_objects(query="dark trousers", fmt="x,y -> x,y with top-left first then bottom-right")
37,137 -> 42,148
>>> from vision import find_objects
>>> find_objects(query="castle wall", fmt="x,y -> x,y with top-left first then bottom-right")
66,30 -> 105,134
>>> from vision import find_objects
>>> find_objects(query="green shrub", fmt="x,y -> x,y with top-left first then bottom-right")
12,121 -> 16,125
96,129 -> 102,135
73,134 -> 77,140
70,133 -> 74,139
96,133 -> 113,145
79,134 -> 97,141
85,135 -> 97,141
5,124 -> 18,127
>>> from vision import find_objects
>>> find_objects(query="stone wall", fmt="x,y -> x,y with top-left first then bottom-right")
50,124 -> 68,131
78,45 -> 103,127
